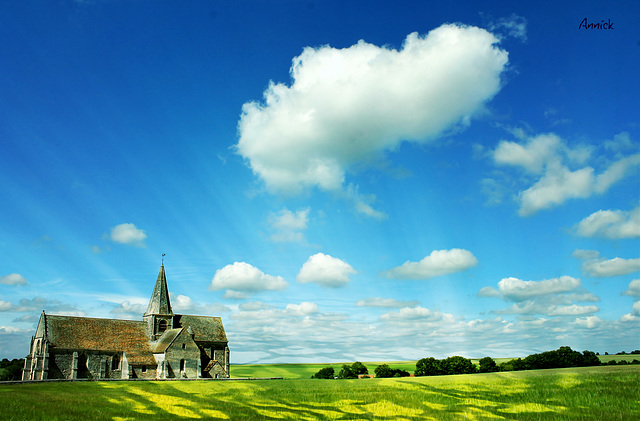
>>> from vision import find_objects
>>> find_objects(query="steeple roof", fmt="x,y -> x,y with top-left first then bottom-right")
144,265 -> 174,317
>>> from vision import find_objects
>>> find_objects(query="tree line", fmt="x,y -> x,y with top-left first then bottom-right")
311,346 -> 639,379
0,358 -> 24,381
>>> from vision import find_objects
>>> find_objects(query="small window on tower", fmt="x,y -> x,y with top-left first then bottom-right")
158,320 -> 167,333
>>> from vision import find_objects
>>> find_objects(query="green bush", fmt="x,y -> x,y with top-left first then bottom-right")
311,367 -> 335,379
351,361 -> 368,375
478,356 -> 499,373
337,364 -> 357,379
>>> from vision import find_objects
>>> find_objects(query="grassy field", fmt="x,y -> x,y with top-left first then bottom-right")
1,365 -> 638,420
231,355 -> 640,379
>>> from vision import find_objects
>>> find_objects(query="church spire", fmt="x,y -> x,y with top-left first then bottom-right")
144,264 -> 174,317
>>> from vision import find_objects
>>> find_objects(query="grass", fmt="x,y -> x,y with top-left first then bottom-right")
1,365 -> 638,420
231,355 -> 640,380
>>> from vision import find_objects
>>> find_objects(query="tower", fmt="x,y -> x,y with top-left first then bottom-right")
143,264 -> 174,340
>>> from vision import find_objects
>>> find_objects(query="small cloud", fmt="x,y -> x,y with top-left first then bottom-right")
382,248 -> 477,280
487,14 -> 528,42
109,223 -> 147,247
285,302 -> 319,316
582,257 -> 640,278
495,276 -> 581,301
548,304 -> 599,316
0,273 -> 28,285
210,262 -> 288,298
296,253 -> 356,288
355,297 -> 420,308
111,301 -> 147,319
574,316 -> 602,329
268,208 -> 310,243
622,279 -> 640,297
574,206 -> 640,239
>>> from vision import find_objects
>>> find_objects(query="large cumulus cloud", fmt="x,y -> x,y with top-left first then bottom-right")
236,24 -> 509,215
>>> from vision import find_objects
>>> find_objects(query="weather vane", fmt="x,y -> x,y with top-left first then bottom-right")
162,253 -> 166,265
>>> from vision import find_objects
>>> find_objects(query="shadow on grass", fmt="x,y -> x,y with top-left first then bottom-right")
1,366 -> 638,420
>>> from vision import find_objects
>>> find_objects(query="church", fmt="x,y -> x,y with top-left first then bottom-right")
22,264 -> 230,380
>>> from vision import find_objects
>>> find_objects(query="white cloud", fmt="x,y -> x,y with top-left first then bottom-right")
574,316 -> 602,329
210,262 -> 288,297
496,276 -> 581,301
111,301 -> 147,319
0,273 -> 28,285
574,251 -> 640,278
109,223 -> 147,246
296,253 -> 356,288
492,131 -> 640,216
285,302 -> 318,316
620,301 -> 640,323
236,24 -> 508,216
487,14 -> 528,42
494,133 -> 562,173
575,206 -> 640,239
478,276 -> 602,318
549,304 -> 599,316
355,297 -> 420,308
623,279 -> 640,297
380,306 -> 452,322
383,248 -> 478,280
268,208 -> 310,243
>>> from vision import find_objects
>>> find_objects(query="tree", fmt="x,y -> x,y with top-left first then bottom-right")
392,369 -> 410,377
351,361 -> 368,375
374,364 -> 395,378
415,357 -> 442,376
581,350 -> 600,367
478,357 -> 498,373
311,367 -> 334,379
374,364 -> 409,378
441,356 -> 476,375
0,358 -> 24,381
337,364 -> 357,379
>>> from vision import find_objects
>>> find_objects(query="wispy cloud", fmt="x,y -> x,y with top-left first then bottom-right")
478,276 -> 599,317
355,297 -> 420,308
492,131 -> 639,216
268,207 -> 310,243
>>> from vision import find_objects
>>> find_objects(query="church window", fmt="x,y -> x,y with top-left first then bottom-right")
182,343 -> 186,349
158,319 -> 167,333
112,354 -> 120,370
141,365 -> 147,373
180,359 -> 185,372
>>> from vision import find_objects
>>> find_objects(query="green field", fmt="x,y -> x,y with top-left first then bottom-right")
1,365 -> 638,420
231,355 -> 640,379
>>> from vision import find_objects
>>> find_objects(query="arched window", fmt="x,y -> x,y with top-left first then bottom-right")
158,319 -> 167,333
180,359 -> 185,372
112,354 -> 120,370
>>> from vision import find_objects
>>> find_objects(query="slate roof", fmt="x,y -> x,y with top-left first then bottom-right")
42,314 -> 156,365
153,328 -> 182,353
144,265 -> 173,317
175,315 -> 228,342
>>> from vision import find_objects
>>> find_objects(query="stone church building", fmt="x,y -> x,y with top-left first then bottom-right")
22,265 -> 230,380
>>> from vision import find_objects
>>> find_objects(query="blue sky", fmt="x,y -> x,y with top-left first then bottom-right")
1,0 -> 638,364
